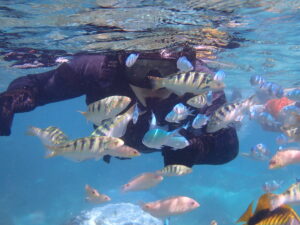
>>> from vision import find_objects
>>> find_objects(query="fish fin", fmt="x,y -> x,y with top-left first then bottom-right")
26,126 -> 40,136
236,201 -> 253,223
240,152 -> 250,157
103,155 -> 111,163
129,84 -> 172,107
148,76 -> 164,90
44,151 -> 57,158
77,110 -> 87,116
254,193 -> 273,213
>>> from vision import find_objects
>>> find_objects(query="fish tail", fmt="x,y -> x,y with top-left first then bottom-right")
77,110 -> 87,116
26,126 -> 41,136
148,76 -> 163,89
44,151 -> 58,158
236,202 -> 253,223
269,194 -> 285,211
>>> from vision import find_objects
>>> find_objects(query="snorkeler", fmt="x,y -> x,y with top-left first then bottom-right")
0,47 -> 239,168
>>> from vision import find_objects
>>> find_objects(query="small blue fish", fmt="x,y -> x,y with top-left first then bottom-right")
258,81 -> 283,98
132,103 -> 141,124
250,75 -> 266,86
213,70 -> 226,81
276,133 -> 289,145
176,56 -> 194,72
165,136 -> 190,150
285,88 -> 300,101
262,180 -> 283,193
165,103 -> 192,123
142,128 -> 186,150
250,143 -> 270,161
125,53 -> 139,67
206,91 -> 213,105
192,114 -> 209,129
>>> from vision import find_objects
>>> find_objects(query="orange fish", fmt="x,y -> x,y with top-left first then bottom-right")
85,184 -> 111,204
265,97 -> 295,118
140,196 -> 199,219
122,172 -> 163,192
237,193 -> 300,225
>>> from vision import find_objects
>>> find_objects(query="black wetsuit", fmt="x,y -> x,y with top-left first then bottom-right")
0,53 -> 239,167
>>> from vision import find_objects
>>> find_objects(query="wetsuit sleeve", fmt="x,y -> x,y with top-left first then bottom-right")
0,54 -> 122,136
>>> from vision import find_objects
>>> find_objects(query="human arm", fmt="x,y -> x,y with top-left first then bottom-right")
0,54 -> 123,136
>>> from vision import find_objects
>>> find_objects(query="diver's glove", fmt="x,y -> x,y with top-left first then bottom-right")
0,88 -> 36,136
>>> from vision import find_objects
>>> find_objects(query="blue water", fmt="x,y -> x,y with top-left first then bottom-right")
1,1 -> 300,225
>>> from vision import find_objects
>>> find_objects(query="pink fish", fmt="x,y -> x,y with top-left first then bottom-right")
85,184 -> 111,204
122,172 -> 163,192
269,148 -> 300,169
140,196 -> 200,218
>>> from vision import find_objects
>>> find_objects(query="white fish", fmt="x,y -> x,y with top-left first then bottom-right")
176,56 -> 194,72
125,53 -> 139,67
165,103 -> 192,123
192,114 -> 209,129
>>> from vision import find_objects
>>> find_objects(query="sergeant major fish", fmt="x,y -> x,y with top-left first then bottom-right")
149,71 -> 224,96
85,184 -> 111,204
270,181 -> 300,211
237,193 -> 300,225
79,95 -> 131,126
45,136 -> 124,161
156,164 -> 192,176
27,126 -> 68,145
91,105 -> 136,138
206,95 -> 256,133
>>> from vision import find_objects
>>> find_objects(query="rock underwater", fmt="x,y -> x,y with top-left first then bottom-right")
64,203 -> 163,225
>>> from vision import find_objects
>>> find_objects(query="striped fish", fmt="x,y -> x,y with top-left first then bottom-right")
187,91 -> 213,108
149,71 -> 224,96
27,126 -> 68,145
270,182 -> 300,211
206,95 -> 256,133
79,96 -> 131,126
91,105 -> 135,138
237,193 -> 300,225
156,164 -> 192,176
45,136 -> 124,161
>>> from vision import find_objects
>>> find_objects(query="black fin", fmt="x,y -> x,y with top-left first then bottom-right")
103,155 -> 111,163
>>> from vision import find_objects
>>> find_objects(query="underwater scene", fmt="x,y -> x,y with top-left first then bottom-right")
1,1 -> 300,225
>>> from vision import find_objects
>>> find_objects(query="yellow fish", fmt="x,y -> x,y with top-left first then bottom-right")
156,164 -> 192,176
45,136 -> 124,161
237,193 -> 300,225
149,71 -> 224,96
79,95 -> 131,125
26,126 -> 68,145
